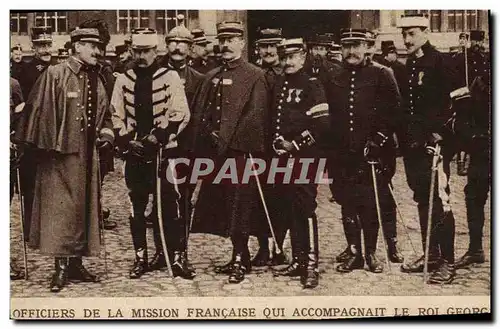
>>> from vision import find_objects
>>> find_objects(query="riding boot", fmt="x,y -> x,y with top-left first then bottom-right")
50,257 -> 69,293
68,257 -> 100,282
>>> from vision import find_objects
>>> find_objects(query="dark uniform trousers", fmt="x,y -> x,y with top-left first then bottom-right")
268,69 -> 330,269
326,61 -> 401,260
125,155 -> 187,259
400,42 -> 459,264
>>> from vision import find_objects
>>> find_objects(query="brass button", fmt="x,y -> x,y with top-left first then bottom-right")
349,127 -> 353,131
284,81 -> 288,85
349,112 -> 353,116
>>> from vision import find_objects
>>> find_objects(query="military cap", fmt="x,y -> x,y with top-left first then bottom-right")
397,14 -> 430,29
115,44 -> 128,55
329,43 -> 341,54
131,28 -> 158,49
31,26 -> 53,43
216,21 -> 244,39
340,28 -> 368,43
166,24 -> 194,44
191,28 -> 209,45
307,34 -> 332,46
381,40 -> 397,54
256,28 -> 283,45
278,38 -> 305,56
11,44 -> 22,52
365,30 -> 378,45
470,30 -> 485,41
58,48 -> 69,58
70,27 -> 102,44
459,32 -> 469,40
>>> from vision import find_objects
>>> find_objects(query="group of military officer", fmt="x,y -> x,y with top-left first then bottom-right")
10,13 -> 490,292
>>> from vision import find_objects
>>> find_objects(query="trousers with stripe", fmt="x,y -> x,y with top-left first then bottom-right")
402,143 -> 455,263
125,155 -> 187,258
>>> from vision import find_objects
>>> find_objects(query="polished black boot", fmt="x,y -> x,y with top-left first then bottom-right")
68,257 -> 100,282
214,249 -> 236,274
129,249 -> 148,279
228,253 -> 251,284
50,257 -> 68,293
251,237 -> 270,267
273,256 -> 304,277
148,251 -> 167,271
302,253 -> 319,289
387,238 -> 404,263
428,260 -> 455,284
172,251 -> 196,279
401,254 -> 440,273
455,250 -> 485,269
270,250 -> 288,266
10,263 -> 23,280
336,245 -> 364,273
365,253 -> 384,273
335,246 -> 354,263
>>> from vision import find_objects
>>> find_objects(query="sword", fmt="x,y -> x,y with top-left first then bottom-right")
424,143 -> 441,283
248,153 -> 282,255
369,160 -> 391,271
96,156 -> 109,280
388,183 -> 419,257
15,165 -> 28,280
156,148 -> 174,277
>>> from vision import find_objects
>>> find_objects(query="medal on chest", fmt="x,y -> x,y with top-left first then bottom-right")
286,88 -> 303,103
418,71 -> 424,85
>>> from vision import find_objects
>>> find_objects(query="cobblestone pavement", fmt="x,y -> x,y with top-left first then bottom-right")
10,158 -> 490,297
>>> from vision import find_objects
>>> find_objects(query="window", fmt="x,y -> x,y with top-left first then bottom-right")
404,10 -> 441,32
156,10 -> 198,34
448,10 -> 479,32
116,10 -> 150,33
34,11 -> 68,33
10,12 -> 28,34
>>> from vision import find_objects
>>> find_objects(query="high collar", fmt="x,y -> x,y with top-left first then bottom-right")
134,60 -> 160,76
164,56 -> 187,71
409,41 -> 433,59
223,56 -> 244,69
67,56 -> 84,74
284,67 -> 306,80
342,57 -> 368,70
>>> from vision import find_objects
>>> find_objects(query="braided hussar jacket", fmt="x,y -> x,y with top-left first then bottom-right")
110,66 -> 190,149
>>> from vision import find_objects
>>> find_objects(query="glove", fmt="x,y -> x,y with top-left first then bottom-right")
142,134 -> 159,149
96,138 -> 113,153
272,136 -> 292,156
128,140 -> 145,158
364,140 -> 381,162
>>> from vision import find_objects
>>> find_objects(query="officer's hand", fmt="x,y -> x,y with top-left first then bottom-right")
142,134 -> 159,149
428,132 -> 443,145
282,140 -> 295,152
96,138 -> 113,152
364,140 -> 380,162
272,137 -> 288,155
10,144 -> 23,169
210,131 -> 220,147
128,140 -> 145,158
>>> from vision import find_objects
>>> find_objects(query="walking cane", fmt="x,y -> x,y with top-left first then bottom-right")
387,183 -> 419,257
96,161 -> 109,279
423,144 -> 441,283
156,148 -> 174,277
248,153 -> 282,255
15,166 -> 28,280
368,160 -> 391,271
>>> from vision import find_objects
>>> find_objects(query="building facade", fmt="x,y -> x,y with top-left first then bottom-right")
10,10 -> 489,57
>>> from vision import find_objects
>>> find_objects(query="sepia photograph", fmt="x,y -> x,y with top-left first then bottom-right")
9,9 -> 491,320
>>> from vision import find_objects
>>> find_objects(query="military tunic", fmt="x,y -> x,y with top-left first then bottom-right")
326,60 -> 401,254
400,41 -> 458,263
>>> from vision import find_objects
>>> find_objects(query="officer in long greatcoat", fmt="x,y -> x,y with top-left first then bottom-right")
269,38 -> 330,289
397,15 -> 459,284
111,28 -> 195,280
189,21 -> 269,284
325,28 -> 401,274
14,28 -> 115,292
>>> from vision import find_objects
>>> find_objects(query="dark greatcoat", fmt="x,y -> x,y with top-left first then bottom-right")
189,57 -> 269,238
14,56 -> 114,257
